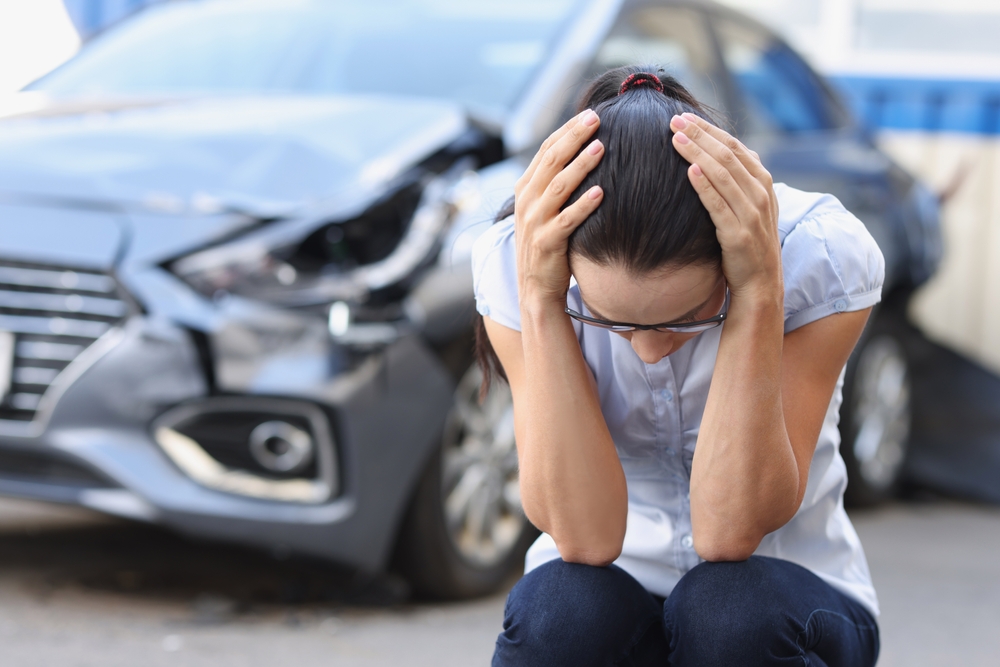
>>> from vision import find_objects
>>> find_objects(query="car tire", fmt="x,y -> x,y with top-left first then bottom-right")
394,361 -> 537,600
840,298 -> 915,507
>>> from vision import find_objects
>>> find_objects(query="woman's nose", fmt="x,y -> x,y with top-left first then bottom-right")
629,330 -> 676,364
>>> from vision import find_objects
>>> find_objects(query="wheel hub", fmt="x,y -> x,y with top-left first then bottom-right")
441,365 -> 525,567
851,336 -> 912,490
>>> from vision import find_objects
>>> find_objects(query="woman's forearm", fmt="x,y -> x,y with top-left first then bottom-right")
690,290 -> 799,561
517,296 -> 628,565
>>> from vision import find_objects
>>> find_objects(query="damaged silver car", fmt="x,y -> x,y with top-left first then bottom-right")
0,0 -> 940,598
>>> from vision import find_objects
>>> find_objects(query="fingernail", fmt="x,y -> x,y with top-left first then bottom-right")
674,132 -> 690,145
587,140 -> 602,155
581,110 -> 598,126
682,112 -> 698,121
588,186 -> 602,199
691,164 -> 703,177
671,114 -> 687,129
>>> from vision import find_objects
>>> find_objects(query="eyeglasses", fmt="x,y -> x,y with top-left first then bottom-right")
565,287 -> 730,333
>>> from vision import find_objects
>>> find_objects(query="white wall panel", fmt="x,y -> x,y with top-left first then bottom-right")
879,131 -> 1000,373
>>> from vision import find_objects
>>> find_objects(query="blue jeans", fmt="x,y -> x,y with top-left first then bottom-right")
493,556 -> 879,666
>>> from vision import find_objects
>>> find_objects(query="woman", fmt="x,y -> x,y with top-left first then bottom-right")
472,66 -> 882,666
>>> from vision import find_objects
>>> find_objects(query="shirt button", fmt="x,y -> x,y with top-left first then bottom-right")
681,535 -> 694,548
834,298 -> 848,312
660,389 -> 673,401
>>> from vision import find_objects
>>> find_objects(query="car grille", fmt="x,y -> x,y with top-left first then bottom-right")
0,259 -> 129,423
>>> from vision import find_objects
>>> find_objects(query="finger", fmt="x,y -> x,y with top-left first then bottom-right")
519,111 -> 586,190
519,109 -> 598,191
540,139 -> 605,215
521,109 -> 600,200
670,115 -> 764,203
549,184 -> 604,238
676,113 -> 771,183
672,129 -> 761,229
684,114 -> 779,213
687,163 -> 740,233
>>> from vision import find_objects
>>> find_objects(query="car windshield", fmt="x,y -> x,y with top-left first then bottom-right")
28,0 -> 579,114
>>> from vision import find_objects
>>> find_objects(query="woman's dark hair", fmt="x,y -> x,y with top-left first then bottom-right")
475,65 -> 723,391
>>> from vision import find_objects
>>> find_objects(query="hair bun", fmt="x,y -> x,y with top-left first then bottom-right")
618,72 -> 664,96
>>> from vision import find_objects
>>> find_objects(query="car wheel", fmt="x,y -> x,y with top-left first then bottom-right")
394,361 -> 536,599
840,305 -> 914,506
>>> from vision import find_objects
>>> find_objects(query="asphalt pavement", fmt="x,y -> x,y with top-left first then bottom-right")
0,495 -> 998,666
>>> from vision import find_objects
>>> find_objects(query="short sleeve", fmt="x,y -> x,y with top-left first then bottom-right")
471,217 -> 522,331
781,198 -> 886,333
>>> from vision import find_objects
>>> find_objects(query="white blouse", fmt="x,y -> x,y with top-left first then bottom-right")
470,183 -> 884,617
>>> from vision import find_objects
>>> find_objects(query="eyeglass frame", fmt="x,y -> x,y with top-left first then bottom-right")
564,286 -> 730,333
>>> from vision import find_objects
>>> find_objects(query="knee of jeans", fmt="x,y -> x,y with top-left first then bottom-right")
665,557 -> 796,648
501,560 -> 655,646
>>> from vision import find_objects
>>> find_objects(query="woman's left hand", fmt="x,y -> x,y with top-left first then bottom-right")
669,113 -> 782,302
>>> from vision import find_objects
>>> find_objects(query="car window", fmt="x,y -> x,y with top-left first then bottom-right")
586,6 -> 724,113
714,17 -> 843,134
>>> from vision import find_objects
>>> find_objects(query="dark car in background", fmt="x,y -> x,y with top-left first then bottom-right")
0,0 -> 940,598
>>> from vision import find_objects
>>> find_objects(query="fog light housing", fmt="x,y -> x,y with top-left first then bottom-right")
152,397 -> 337,504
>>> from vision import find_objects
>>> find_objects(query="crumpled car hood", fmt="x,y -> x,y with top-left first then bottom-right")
0,93 -> 468,217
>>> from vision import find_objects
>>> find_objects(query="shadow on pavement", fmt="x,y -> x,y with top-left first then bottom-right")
0,507 -> 411,617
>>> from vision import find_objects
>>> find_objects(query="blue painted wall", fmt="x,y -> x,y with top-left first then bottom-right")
832,76 -> 1000,136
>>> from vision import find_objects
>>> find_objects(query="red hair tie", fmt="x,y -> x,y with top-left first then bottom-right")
618,72 -> 664,96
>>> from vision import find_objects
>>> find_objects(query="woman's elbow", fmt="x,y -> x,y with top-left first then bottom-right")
693,531 -> 762,563
523,513 -> 623,566
556,542 -> 623,568
552,525 -> 625,568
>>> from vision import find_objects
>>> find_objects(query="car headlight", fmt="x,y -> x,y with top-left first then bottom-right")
168,235 -> 304,299
168,162 -> 478,306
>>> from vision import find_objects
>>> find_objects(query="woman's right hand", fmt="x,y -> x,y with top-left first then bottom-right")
495,110 -> 627,564
514,109 -> 605,309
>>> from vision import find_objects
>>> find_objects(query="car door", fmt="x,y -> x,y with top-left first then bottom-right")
707,10 -> 908,288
